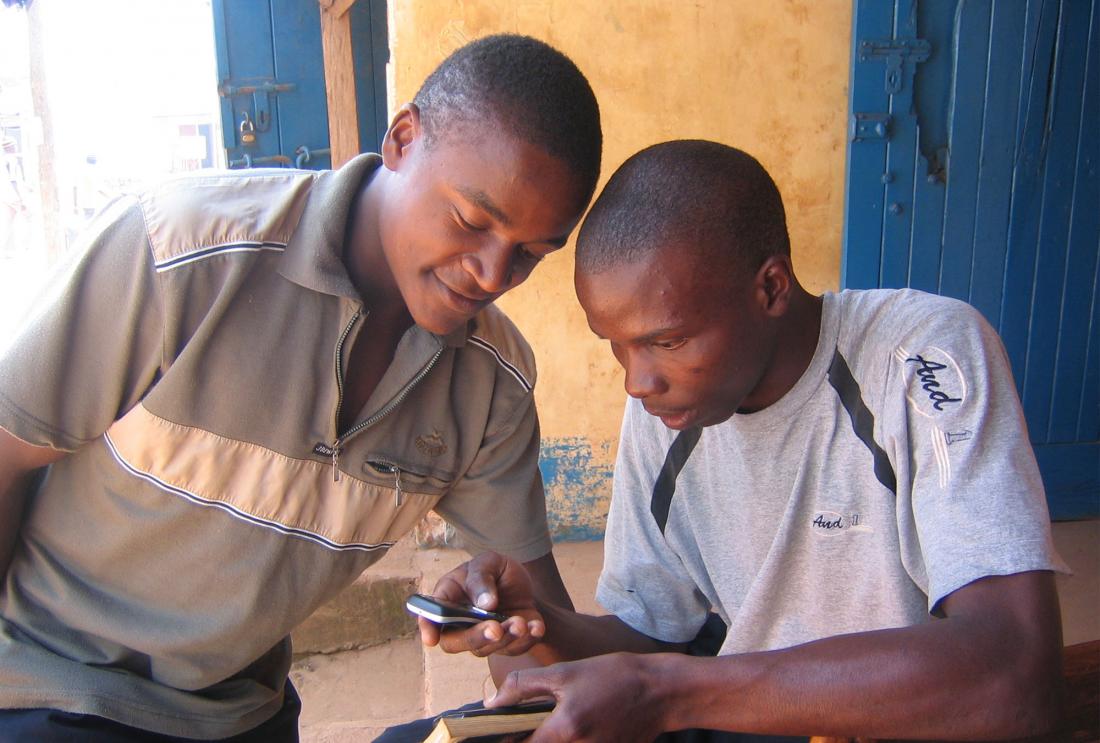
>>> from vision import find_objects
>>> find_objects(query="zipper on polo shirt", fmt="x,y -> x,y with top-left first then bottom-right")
327,308 -> 444,483
329,308 -> 363,482
367,460 -> 404,507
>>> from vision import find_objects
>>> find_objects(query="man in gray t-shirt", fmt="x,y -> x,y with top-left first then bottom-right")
415,141 -> 1066,742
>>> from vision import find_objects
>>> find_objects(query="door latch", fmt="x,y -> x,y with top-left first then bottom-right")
858,38 -> 931,94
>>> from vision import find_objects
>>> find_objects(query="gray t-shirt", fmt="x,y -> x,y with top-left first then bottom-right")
597,289 -> 1067,654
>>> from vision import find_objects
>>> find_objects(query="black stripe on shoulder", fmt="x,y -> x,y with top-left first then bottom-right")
467,336 -> 533,392
155,242 -> 287,272
650,427 -> 703,533
826,349 -> 897,495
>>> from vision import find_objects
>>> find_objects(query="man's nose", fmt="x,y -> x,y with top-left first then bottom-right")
623,353 -> 663,399
463,240 -> 515,294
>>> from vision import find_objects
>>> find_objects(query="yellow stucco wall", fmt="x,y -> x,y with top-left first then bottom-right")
389,0 -> 852,538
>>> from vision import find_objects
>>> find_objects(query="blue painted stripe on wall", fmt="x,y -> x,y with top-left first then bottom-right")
539,438 -> 614,542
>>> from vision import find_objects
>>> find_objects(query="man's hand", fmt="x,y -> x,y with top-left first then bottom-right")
487,653 -> 670,743
418,551 -> 547,658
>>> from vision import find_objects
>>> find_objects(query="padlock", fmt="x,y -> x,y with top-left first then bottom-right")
239,113 -> 257,146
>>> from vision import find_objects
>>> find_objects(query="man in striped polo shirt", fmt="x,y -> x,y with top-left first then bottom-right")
0,35 -> 600,740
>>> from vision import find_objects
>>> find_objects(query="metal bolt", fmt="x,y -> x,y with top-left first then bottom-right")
881,172 -> 894,184
888,202 -> 903,215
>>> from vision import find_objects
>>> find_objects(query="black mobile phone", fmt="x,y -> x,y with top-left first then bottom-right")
405,592 -> 508,626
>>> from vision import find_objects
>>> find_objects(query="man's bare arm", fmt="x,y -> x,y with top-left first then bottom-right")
491,570 -> 1063,741
0,427 -> 65,576
521,551 -> 574,611
486,551 -> 575,684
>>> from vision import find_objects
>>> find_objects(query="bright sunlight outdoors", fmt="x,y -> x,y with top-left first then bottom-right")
0,0 -> 222,348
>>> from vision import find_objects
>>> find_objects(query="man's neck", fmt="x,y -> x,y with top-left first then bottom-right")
739,287 -> 823,414
342,167 -> 413,336
782,287 -> 825,386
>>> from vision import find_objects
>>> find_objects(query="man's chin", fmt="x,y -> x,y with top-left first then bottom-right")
414,316 -> 467,336
409,305 -> 475,337
699,409 -> 737,427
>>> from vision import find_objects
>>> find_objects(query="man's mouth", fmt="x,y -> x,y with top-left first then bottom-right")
437,276 -> 493,314
645,406 -> 696,430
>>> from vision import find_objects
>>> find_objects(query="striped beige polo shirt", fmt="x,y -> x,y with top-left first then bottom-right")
0,154 -> 552,738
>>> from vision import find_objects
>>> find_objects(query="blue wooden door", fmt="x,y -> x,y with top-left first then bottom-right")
211,0 -> 388,171
843,0 -> 1099,519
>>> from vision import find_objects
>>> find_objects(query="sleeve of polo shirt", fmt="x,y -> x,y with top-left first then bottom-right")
433,392 -> 552,563
0,197 -> 165,452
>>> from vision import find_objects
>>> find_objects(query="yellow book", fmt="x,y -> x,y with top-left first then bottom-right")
421,701 -> 554,743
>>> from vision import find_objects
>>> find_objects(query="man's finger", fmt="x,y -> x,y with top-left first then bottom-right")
463,553 -> 509,610
500,615 -> 544,643
486,666 -> 560,708
471,615 -> 544,656
435,619 -> 535,656
418,616 -> 442,647
429,622 -> 487,653
431,570 -> 474,604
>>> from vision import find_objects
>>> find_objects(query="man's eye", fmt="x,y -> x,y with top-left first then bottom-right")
654,339 -> 687,351
454,210 -> 487,232
517,246 -> 546,264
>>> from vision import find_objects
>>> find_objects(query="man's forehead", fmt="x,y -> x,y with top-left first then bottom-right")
578,261 -> 694,334
455,185 -> 511,225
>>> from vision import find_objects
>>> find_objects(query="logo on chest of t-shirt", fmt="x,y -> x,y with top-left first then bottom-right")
810,510 -> 873,536
898,346 -> 968,418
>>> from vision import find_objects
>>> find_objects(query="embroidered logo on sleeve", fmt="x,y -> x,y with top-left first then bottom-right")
895,345 -> 968,418
895,345 -> 972,489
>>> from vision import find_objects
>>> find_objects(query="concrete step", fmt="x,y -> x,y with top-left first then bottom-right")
292,573 -> 419,658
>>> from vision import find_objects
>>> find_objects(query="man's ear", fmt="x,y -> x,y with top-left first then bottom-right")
754,255 -> 795,317
381,103 -> 422,170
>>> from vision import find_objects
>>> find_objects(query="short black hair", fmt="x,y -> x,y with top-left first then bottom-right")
414,34 -> 602,202
576,140 -> 790,276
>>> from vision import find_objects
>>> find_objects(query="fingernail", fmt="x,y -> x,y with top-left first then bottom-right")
475,593 -> 492,609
